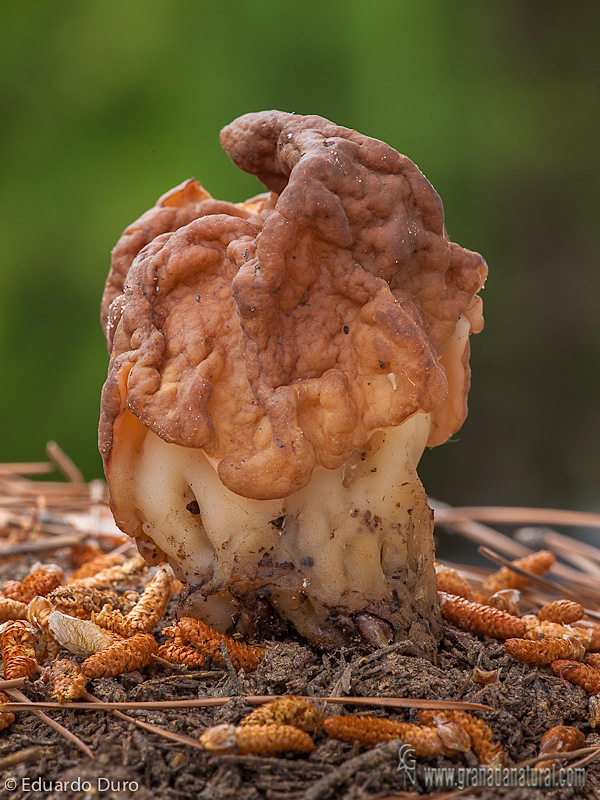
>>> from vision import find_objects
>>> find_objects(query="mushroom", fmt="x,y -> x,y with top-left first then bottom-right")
99,111 -> 487,651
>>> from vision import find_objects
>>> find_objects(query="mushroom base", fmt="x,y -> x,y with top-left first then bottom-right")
107,413 -> 441,652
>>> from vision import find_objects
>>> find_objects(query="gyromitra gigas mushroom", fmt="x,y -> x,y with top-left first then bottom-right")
99,111 -> 487,651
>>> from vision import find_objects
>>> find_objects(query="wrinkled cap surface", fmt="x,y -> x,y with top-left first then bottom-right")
100,110 -> 487,500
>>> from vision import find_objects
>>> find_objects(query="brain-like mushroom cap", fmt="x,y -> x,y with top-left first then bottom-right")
100,110 -> 487,500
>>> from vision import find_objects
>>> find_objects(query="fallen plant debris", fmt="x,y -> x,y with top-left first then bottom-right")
3,459 -> 600,798
4,686 -> 94,759
538,724 -> 585,764
0,695 -> 496,713
47,610 -> 115,657
37,658 -> 87,703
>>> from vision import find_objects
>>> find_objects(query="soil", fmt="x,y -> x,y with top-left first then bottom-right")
1,556 -> 598,800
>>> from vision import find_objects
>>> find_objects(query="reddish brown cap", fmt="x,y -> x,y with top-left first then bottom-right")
100,111 -> 487,500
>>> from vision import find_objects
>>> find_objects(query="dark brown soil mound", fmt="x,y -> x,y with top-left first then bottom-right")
1,550 -> 598,800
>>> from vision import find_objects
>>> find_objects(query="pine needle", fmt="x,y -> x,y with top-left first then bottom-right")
5,687 -> 94,759
0,677 -> 27,691
478,545 -> 600,610
82,690 -> 205,750
0,694 -> 495,713
434,504 -> 600,530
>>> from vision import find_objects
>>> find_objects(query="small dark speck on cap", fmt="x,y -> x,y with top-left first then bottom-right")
186,500 -> 200,515
379,361 -> 386,369
343,325 -> 349,334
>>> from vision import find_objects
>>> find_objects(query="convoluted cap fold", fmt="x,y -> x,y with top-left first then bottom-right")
100,111 -> 487,499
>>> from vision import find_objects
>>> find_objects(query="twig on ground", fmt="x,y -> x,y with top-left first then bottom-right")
0,747 -> 48,770
46,442 -> 84,484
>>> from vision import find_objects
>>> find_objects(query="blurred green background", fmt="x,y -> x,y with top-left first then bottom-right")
1,1 -> 598,511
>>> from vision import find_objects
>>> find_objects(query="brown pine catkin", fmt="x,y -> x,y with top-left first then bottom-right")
485,589 -> 521,616
571,620 -> 600,651
240,696 -> 325,733
124,566 -> 173,634
540,725 -> 585,755
418,709 -> 505,766
434,564 -> 474,600
438,593 -> 526,639
71,555 -> 146,589
81,633 -> 157,678
157,639 -> 206,668
42,658 -> 88,703
0,620 -> 37,680
200,723 -> 314,755
0,598 -> 28,623
2,565 -> 63,603
175,617 -> 264,671
68,553 -> 126,582
68,543 -> 104,570
0,691 -> 15,732
505,636 -> 585,666
521,614 -> 577,642
482,550 -> 555,594
552,660 -> 600,694
91,605 -> 130,636
48,585 -> 139,618
538,600 -> 584,625
323,716 -> 444,757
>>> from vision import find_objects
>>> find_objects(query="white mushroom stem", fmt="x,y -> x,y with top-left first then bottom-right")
108,411 -> 439,648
